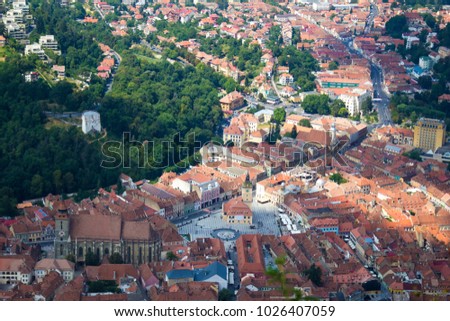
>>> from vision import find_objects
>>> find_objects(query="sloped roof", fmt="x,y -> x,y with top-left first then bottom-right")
166,269 -> 194,280
70,215 -> 121,240
35,259 -> 75,272
194,261 -> 227,281
122,221 -> 158,241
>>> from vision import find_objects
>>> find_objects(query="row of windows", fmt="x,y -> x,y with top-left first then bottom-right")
0,271 -> 18,275
227,220 -> 251,224
417,124 -> 444,129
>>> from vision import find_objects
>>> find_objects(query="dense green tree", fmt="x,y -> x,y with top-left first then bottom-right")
63,172 -> 75,192
29,0 -> 120,76
0,57 -> 120,216
289,126 -> 298,139
338,107 -> 349,117
198,36 -> 263,79
0,188 -> 18,217
273,107 -> 286,124
53,170 -> 63,194
385,15 -> 408,39
30,175 -> 45,197
328,61 -> 339,70
418,75 -> 432,89
298,119 -> 312,128
155,20 -> 198,41
403,149 -> 423,161
65,254 -> 76,263
87,280 -> 121,293
109,252 -> 124,264
423,13 -> 436,29
266,256 -> 318,300
418,29 -> 429,44
439,23 -> 450,48
218,289 -> 234,301
166,251 -> 178,261
330,99 -> 346,117
266,123 -> 281,145
304,263 -> 323,287
216,0 -> 228,10
390,91 -> 448,126
361,97 -> 373,115
85,250 -> 100,266
292,28 -> 301,45
302,94 -> 330,115
278,46 -> 318,91
329,173 -> 347,185
267,25 -> 283,56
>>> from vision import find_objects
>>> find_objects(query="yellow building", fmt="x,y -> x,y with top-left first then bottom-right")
222,197 -> 252,225
413,118 -> 446,152
220,90 -> 244,113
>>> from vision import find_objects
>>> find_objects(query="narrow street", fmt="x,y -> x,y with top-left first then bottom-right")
298,3 -> 393,126
105,49 -> 122,94
270,71 -> 285,104
90,2 -> 122,94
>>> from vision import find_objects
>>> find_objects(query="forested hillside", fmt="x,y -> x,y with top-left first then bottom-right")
0,58 -> 120,216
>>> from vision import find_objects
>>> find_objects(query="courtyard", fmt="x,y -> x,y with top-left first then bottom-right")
176,200 -> 281,248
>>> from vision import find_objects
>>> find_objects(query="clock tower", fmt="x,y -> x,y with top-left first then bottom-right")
55,213 -> 70,259
242,171 -> 253,204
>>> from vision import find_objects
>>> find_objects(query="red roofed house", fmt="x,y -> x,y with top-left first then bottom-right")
138,264 -> 160,290
52,65 -> 65,79
222,197 -> 253,225
172,171 -> 220,208
236,234 -> 265,278
85,263 -> 139,294
0,255 -> 35,285
438,94 -> 450,104
34,258 -> 75,282
220,90 -> 244,113
279,73 -> 294,85
149,281 -> 218,301
223,125 -> 244,146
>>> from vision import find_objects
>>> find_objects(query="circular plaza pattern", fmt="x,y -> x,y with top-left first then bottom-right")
212,228 -> 239,241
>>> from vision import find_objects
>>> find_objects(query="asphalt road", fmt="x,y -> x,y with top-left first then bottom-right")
371,64 -> 392,125
343,4 -> 393,127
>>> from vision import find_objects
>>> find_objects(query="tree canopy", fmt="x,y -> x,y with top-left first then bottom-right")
109,252 -> 124,264
304,263 -> 323,287
272,107 -> 286,124
0,57 -> 120,216
298,119 -> 312,128
302,94 -> 330,115
385,15 -> 408,39
218,289 -> 234,301
329,173 -> 348,185
278,46 -> 318,92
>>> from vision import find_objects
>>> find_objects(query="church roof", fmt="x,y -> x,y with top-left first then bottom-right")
69,215 -> 159,242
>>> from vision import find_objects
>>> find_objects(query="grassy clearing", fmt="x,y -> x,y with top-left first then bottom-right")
44,118 -> 71,130
135,54 -> 161,64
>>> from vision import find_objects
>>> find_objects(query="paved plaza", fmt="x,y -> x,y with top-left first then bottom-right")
176,200 -> 281,247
